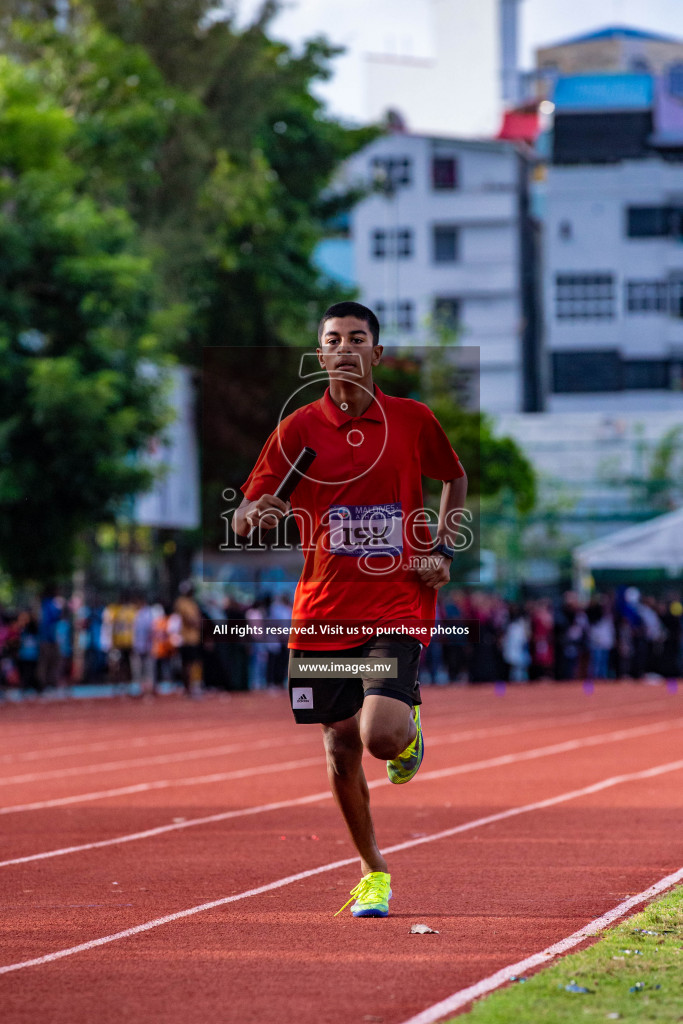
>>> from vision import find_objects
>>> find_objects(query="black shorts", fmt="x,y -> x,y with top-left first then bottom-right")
288,635 -> 421,724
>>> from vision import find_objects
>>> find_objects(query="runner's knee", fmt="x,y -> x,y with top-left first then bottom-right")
362,727 -> 404,761
323,726 -> 362,777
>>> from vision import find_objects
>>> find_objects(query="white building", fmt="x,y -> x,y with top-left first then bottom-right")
543,73 -> 683,412
545,162 -> 683,413
494,63 -> 683,573
344,131 -> 540,413
365,0 -> 524,136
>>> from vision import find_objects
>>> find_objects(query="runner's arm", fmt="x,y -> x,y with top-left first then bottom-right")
415,471 -> 468,589
232,495 -> 290,538
436,471 -> 468,550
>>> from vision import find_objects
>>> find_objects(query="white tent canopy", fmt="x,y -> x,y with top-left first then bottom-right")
574,507 -> 683,577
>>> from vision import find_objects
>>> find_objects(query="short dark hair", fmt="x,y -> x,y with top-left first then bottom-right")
318,301 -> 380,346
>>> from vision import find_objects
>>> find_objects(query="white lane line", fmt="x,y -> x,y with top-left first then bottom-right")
0,726 -> 254,765
397,864 -> 683,1024
1,690 -> 673,768
0,712 -> 679,815
1,756 -> 683,975
1,716 -> 681,819
5,704 -> 683,790
3,683 -> 675,744
0,739 -> 312,787
0,787 -> 334,868
1,719 -> 681,865
1,715 -> 680,816
0,756 -> 324,820
0,718 -> 230,746
409,716 -> 683,784
1,718 -> 513,786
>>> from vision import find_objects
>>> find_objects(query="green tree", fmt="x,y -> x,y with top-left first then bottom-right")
0,0 -> 382,585
642,425 -> 683,511
0,56 -> 168,581
3,0 -> 377,358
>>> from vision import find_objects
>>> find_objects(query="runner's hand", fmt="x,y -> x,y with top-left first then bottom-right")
414,554 -> 451,590
245,494 -> 291,531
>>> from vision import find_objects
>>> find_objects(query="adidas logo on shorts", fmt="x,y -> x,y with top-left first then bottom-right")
292,687 -> 313,708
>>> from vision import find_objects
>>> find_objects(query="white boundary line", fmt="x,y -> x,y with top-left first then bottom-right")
1,755 -> 683,975
1,690 -> 674,770
2,684 -> 675,744
0,756 -> 324,835
0,725 -> 277,765
0,716 -> 245,746
1,715 -> 681,821
0,739 -> 313,787
396,864 -> 683,1024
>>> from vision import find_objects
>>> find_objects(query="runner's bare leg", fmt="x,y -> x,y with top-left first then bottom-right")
322,717 -> 389,875
322,697 -> 415,874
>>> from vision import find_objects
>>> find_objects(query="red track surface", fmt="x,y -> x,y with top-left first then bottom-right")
1,681 -> 682,1023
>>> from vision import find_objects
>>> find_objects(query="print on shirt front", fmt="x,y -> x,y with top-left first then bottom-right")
328,502 -> 403,557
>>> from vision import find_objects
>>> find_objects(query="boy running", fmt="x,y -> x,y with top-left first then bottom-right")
233,302 -> 467,917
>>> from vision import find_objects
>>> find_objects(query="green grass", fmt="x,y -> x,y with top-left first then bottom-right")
451,886 -> 683,1023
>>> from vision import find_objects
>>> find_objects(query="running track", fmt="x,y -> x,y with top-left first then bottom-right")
1,681 -> 682,1023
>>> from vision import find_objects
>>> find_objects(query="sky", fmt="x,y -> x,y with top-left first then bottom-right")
235,0 -> 683,123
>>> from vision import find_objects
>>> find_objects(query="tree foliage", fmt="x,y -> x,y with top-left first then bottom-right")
0,0 -> 377,582
643,424 -> 683,511
3,0 -> 377,357
0,55 -> 169,580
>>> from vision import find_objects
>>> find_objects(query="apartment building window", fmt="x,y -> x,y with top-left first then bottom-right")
372,230 -> 388,258
432,156 -> 458,190
371,228 -> 413,259
433,297 -> 461,330
433,225 -> 459,263
373,300 -> 414,331
626,280 -> 668,313
555,274 -> 615,320
627,206 -> 683,239
552,350 -> 621,392
553,351 -> 678,393
623,360 -> 669,389
371,156 -> 412,188
397,301 -> 414,330
396,229 -> 413,257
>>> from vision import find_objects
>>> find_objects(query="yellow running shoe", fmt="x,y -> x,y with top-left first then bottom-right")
387,705 -> 423,784
335,871 -> 392,917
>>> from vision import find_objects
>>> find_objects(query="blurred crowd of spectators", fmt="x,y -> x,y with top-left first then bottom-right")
434,587 -> 683,685
0,583 -> 294,698
0,583 -> 206,698
1,584 -> 681,698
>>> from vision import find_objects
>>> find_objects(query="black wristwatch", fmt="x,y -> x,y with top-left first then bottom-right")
432,542 -> 455,561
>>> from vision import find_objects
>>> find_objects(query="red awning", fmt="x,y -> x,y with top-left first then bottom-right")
497,110 -> 540,143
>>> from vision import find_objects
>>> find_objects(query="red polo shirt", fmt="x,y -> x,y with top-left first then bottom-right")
241,385 -> 464,649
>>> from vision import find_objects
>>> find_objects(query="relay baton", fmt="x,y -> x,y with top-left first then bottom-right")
246,445 -> 317,541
